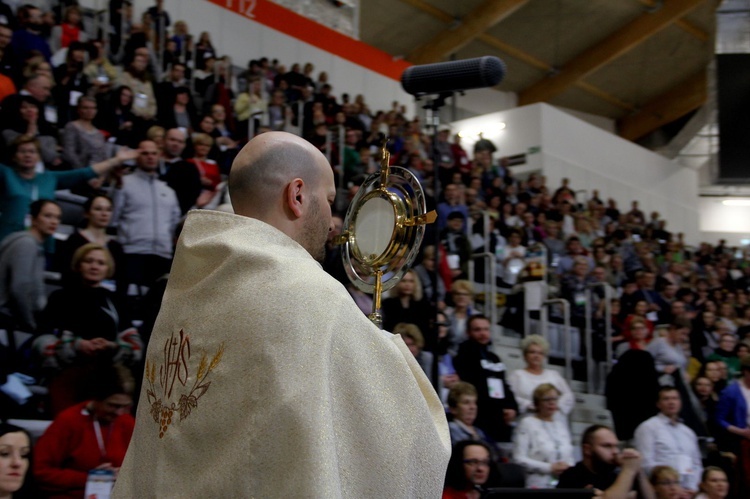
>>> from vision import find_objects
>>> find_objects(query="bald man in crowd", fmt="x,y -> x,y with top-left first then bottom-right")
114,132 -> 450,497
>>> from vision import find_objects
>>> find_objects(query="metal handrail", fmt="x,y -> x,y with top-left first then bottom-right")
539,298 -> 572,383
468,252 -> 497,327
584,282 -> 613,394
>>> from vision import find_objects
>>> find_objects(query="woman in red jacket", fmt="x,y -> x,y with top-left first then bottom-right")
33,364 -> 135,499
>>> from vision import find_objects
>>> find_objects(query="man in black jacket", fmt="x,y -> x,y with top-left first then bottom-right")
453,315 -> 518,442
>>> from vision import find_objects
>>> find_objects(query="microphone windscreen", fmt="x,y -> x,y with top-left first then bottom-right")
400,56 -> 506,96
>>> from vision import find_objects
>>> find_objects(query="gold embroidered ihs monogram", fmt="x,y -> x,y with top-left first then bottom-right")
145,329 -> 225,438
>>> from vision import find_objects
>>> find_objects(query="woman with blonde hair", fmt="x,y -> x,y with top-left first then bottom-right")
512,383 -> 574,488
445,280 -> 479,354
393,323 -> 434,384
507,335 -> 575,418
649,465 -> 682,499
382,270 -> 432,341
188,132 -> 221,207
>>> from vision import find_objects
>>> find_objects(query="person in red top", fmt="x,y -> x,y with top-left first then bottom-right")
188,132 -> 221,207
33,364 -> 135,499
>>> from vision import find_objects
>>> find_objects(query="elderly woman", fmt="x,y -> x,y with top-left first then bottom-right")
649,465 -> 683,499
0,135 -> 138,242
512,383 -> 575,488
33,364 -> 136,498
507,335 -> 574,418
382,270 -> 433,339
444,280 -> 479,355
445,381 -> 501,460
37,244 -> 141,414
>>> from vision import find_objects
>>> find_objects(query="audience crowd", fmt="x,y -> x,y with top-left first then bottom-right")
0,1 -> 747,498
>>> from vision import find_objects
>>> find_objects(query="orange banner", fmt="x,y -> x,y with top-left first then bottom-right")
205,0 -> 412,81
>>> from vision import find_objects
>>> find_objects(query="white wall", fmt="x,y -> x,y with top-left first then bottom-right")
451,103 -> 703,244
699,197 -> 750,246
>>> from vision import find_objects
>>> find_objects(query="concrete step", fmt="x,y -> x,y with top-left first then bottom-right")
570,405 -> 613,426
573,392 -> 607,411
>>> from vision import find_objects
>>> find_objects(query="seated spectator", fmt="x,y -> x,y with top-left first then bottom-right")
94,86 -> 138,147
0,199 -> 61,332
693,310 -> 719,362
634,386 -> 703,496
444,280 -> 479,355
37,244 -> 142,413
1,94 -> 59,166
33,364 -> 136,498
513,383 -> 575,488
442,440 -> 498,498
615,317 -> 653,359
557,424 -> 653,496
446,382 -> 493,446
0,135 -> 137,243
83,40 -> 117,95
187,133 -> 221,207
649,465 -> 683,499
146,125 -> 166,151
695,466 -> 729,499
440,212 -> 472,281
393,323 -> 434,385
234,76 -> 267,140
507,335 -> 574,419
61,96 -> 108,170
49,5 -> 86,54
159,128 -> 202,215
453,315 -> 518,443
55,195 -> 126,293
210,103 -> 238,148
496,229 -> 526,287
0,422 -> 35,498
706,333 -> 740,379
381,269 -> 432,338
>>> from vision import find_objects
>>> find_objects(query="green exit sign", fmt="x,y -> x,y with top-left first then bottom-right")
527,146 -> 541,154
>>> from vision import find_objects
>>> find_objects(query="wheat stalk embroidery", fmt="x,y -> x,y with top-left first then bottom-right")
145,329 -> 225,438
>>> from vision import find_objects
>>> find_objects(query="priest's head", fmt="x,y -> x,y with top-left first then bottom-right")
229,131 -> 336,262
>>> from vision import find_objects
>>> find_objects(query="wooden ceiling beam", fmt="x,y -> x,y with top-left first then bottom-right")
408,0 -> 530,65
618,70 -> 707,141
396,0 -> 664,113
518,0 -> 706,106
638,0 -> 710,42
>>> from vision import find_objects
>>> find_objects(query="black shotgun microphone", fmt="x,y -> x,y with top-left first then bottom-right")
400,56 -> 506,96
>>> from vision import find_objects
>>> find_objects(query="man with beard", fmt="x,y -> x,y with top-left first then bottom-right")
113,131 -> 450,498
558,425 -> 655,498
11,5 -> 51,63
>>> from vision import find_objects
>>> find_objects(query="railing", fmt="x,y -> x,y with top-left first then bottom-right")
584,282 -> 613,394
539,298 -> 573,383
468,252 -> 498,327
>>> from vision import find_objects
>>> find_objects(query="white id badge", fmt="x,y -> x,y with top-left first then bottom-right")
84,469 -> 115,499
487,378 -> 505,399
134,92 -> 148,109
45,105 -> 58,124
23,213 -> 32,229
646,311 -> 659,321
68,90 -> 83,106
574,292 -> 586,306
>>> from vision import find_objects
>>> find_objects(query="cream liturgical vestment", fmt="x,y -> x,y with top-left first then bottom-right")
113,210 -> 451,498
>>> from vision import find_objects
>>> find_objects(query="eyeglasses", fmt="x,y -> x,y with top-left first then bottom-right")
655,480 -> 680,486
539,397 -> 559,403
463,459 -> 491,467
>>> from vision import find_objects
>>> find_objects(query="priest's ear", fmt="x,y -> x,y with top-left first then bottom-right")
285,177 -> 305,218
